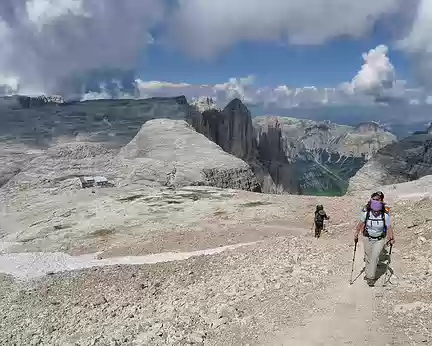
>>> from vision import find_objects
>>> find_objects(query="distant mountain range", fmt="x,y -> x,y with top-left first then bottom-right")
0,95 -> 398,196
258,104 -> 432,139
2,94 -> 432,139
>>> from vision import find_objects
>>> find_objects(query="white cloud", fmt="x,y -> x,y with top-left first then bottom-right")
397,0 -> 432,86
80,81 -> 135,101
398,0 -> 432,55
80,76 -> 260,105
0,0 -> 165,95
213,76 -> 259,104
349,45 -> 396,96
1,0 -> 431,99
136,80 -> 192,89
80,72 -> 413,109
26,0 -> 88,29
165,0 -> 403,58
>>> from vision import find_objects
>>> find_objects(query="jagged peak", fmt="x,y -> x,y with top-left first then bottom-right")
190,96 -> 220,112
355,121 -> 383,134
223,98 -> 249,113
266,116 -> 282,129
17,94 -> 65,103
305,122 -> 331,133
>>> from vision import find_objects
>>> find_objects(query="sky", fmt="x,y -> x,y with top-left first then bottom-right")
0,0 -> 432,109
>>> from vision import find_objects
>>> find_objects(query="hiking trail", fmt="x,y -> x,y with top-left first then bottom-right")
265,228 -> 395,346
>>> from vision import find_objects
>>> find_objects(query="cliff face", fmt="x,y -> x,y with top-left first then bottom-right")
0,95 -> 65,109
253,119 -> 299,193
253,116 -> 396,195
192,99 -> 292,194
201,99 -> 257,162
348,132 -> 432,194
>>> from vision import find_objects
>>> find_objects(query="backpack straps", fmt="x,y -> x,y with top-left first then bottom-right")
363,209 -> 370,234
364,208 -> 387,235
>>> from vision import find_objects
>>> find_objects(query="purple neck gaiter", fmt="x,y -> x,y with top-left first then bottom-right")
370,199 -> 382,211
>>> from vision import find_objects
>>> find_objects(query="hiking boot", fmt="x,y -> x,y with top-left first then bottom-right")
363,275 -> 375,286
366,278 -> 375,287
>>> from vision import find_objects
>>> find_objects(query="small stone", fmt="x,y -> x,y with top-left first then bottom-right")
211,317 -> 228,329
153,322 -> 163,331
189,331 -> 206,343
274,283 -> 282,290
93,295 -> 108,306
30,337 -> 42,346
136,283 -> 148,290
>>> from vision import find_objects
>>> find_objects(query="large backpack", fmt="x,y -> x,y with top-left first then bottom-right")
315,211 -> 325,225
363,205 -> 389,236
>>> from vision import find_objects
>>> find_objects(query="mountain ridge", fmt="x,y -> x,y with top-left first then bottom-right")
0,95 -> 395,195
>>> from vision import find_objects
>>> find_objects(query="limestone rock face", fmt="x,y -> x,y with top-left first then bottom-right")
201,99 -> 257,163
190,96 -> 220,113
194,99 -> 283,193
348,133 -> 432,193
0,95 -> 65,109
253,117 -> 396,195
119,119 -> 261,192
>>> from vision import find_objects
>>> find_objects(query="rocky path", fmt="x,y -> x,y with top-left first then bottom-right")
270,238 -> 391,346
0,201 -> 416,346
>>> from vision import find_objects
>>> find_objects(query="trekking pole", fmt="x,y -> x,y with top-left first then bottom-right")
383,244 -> 393,286
349,239 -> 358,285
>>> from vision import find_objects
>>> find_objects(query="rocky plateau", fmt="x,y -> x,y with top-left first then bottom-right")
0,95 -> 431,345
0,95 -> 394,196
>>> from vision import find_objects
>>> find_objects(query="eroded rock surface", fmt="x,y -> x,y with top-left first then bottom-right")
254,116 -> 396,195
119,119 -> 261,191
348,133 -> 432,193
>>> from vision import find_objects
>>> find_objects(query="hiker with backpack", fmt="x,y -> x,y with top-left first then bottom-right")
354,191 -> 395,286
313,205 -> 330,238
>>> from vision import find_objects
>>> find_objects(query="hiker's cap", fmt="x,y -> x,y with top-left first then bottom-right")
316,204 -> 324,210
371,191 -> 384,200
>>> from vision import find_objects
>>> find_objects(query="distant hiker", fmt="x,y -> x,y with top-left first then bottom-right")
314,205 -> 330,238
354,191 -> 395,287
